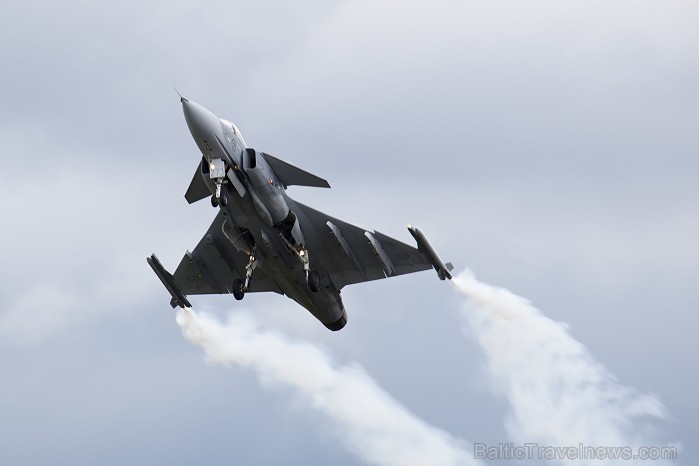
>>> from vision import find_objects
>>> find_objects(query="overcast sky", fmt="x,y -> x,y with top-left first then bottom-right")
1,1 -> 697,465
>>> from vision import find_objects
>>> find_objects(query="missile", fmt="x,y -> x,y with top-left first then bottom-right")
407,225 -> 454,280
147,253 -> 191,308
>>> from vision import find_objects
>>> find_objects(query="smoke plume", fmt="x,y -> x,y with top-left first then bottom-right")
176,308 -> 481,466
452,269 -> 672,465
175,269 -> 674,466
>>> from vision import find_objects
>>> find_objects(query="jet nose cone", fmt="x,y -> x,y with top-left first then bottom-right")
182,99 -> 220,140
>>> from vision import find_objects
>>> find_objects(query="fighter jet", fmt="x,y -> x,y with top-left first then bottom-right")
147,97 -> 453,331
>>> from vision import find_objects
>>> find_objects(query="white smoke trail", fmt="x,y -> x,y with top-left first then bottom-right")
176,308 -> 482,466
452,269 -> 673,465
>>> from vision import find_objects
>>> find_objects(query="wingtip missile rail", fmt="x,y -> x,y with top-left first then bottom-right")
407,226 -> 454,280
147,253 -> 192,309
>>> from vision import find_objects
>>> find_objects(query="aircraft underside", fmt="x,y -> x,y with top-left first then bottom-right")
147,97 -> 452,331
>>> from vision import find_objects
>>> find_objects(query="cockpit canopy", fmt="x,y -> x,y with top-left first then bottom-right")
220,118 -> 247,148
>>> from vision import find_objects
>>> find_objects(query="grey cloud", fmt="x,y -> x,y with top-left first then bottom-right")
1,0 -> 696,464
